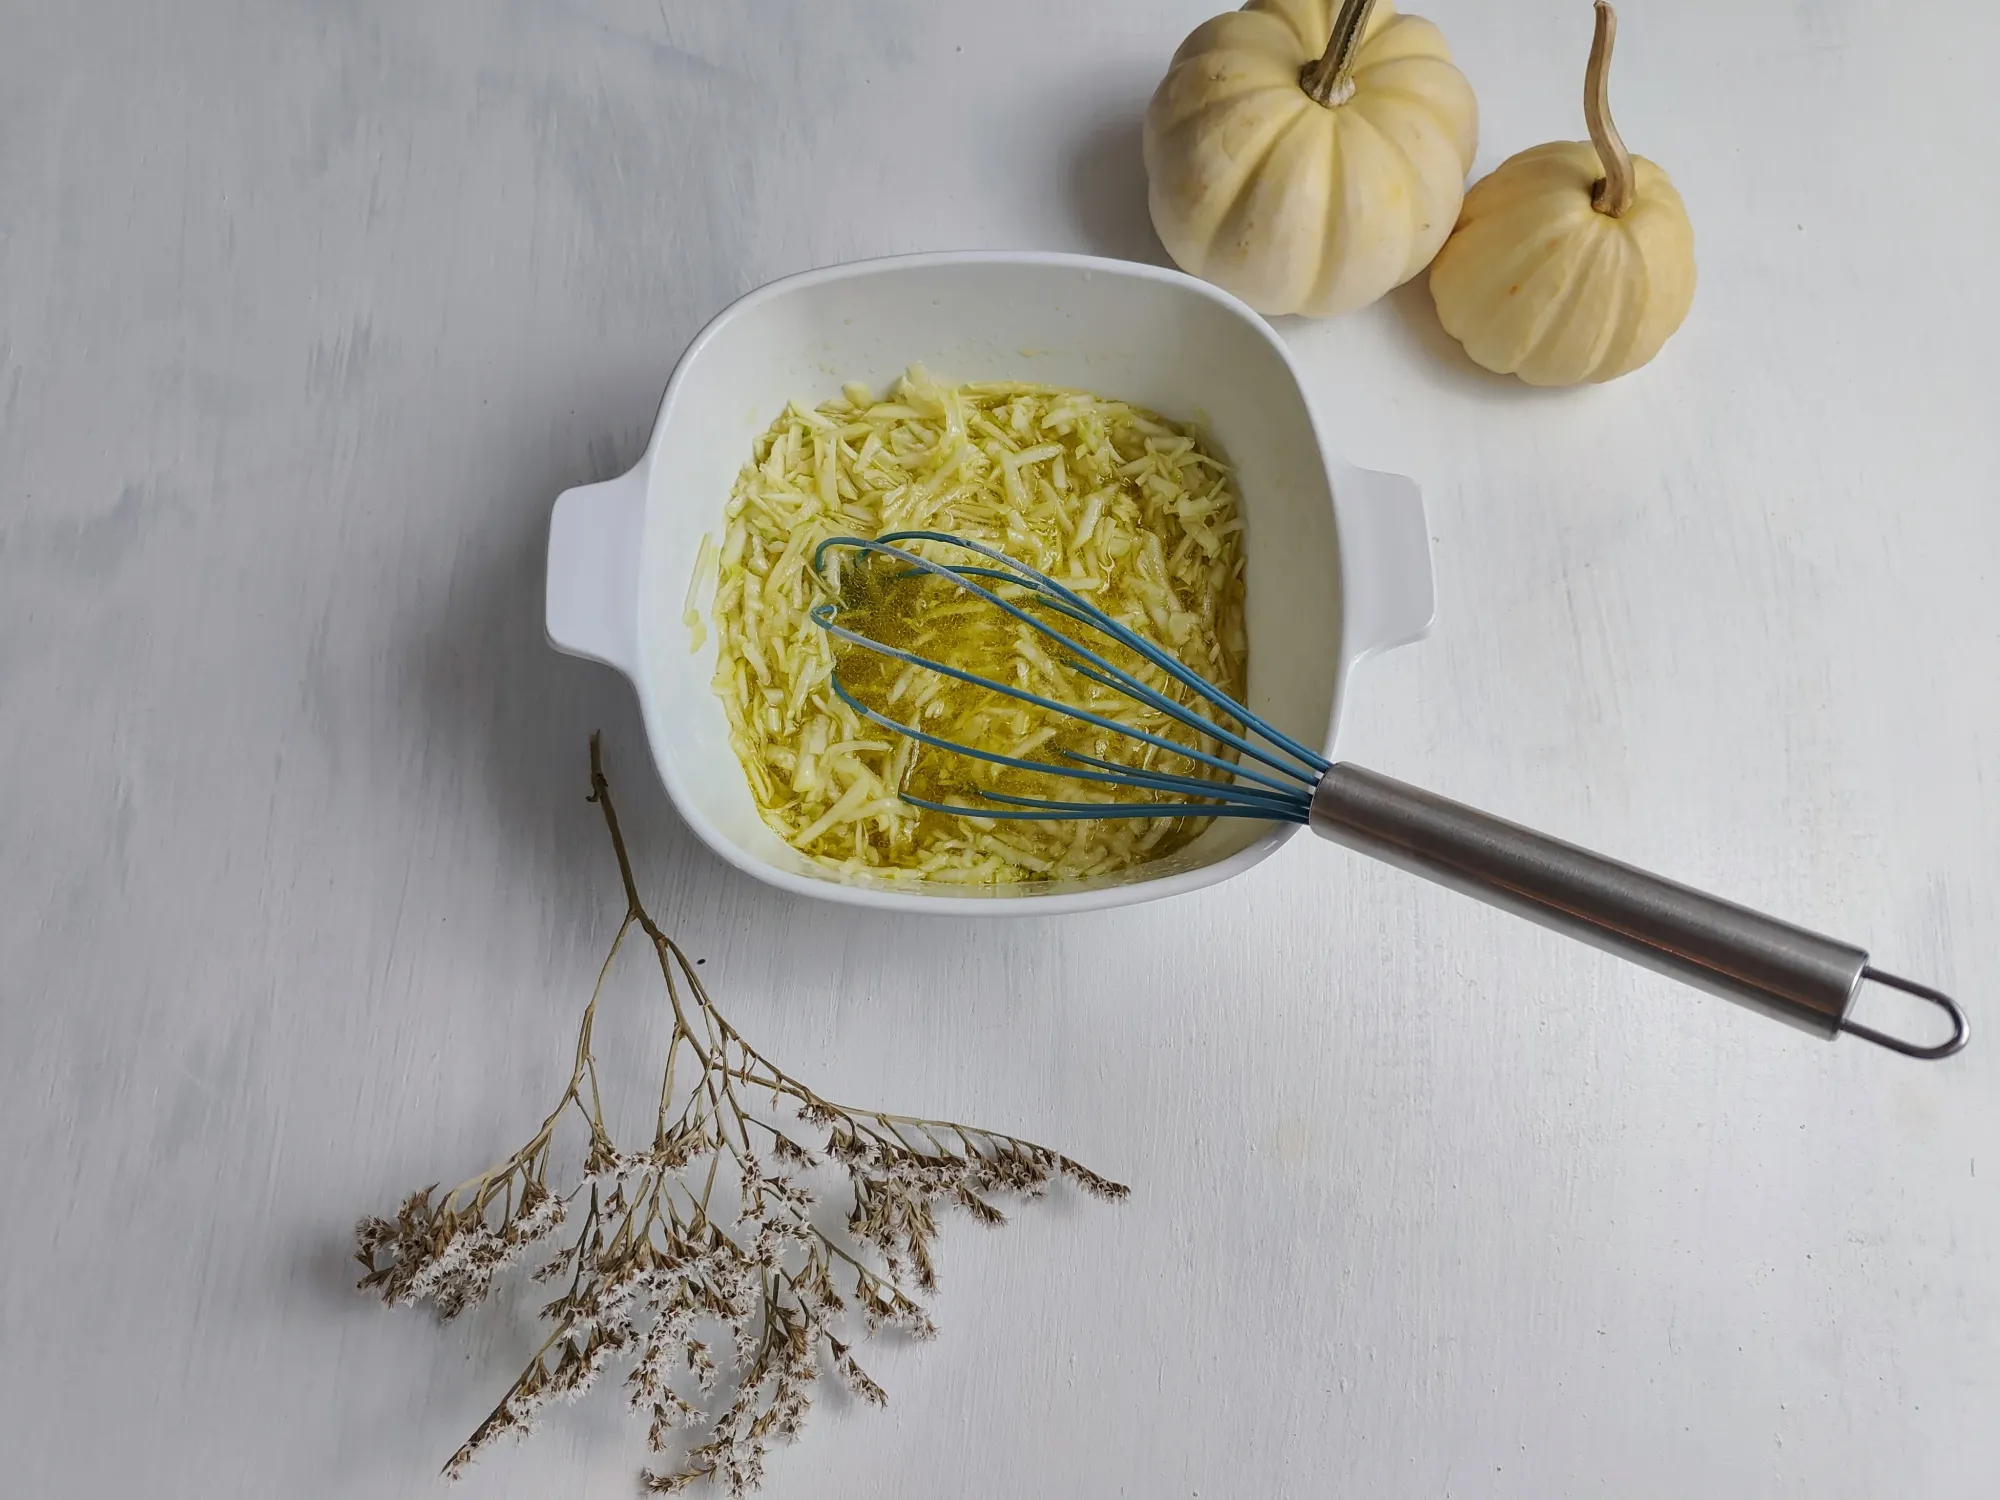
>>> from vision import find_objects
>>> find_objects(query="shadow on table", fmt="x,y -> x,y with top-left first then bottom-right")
1064,105 -> 1172,268
391,407 -> 731,914
1379,277 -> 1549,402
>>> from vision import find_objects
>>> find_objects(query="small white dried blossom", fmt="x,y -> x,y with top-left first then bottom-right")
586,1148 -> 655,1196
750,1219 -> 805,1269
687,1339 -> 719,1394
830,1340 -> 888,1407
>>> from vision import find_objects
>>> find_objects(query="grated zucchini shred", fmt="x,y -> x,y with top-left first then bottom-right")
709,366 -> 1248,884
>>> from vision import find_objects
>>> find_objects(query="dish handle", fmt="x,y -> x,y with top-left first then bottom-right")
546,467 -> 646,679
1331,463 -> 1436,664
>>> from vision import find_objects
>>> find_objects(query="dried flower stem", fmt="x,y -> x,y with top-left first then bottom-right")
355,735 -> 1126,1495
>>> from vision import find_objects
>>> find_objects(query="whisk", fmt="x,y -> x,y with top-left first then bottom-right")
809,531 -> 1969,1062
810,529 -> 1312,827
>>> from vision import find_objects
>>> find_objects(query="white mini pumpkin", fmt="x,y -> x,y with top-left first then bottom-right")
1428,3 -> 1696,385
1143,0 -> 1479,318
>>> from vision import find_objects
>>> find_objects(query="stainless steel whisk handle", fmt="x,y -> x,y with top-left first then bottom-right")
1310,765 -> 1969,1059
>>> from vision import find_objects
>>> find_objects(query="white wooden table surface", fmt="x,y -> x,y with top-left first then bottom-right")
5,2 -> 1997,1496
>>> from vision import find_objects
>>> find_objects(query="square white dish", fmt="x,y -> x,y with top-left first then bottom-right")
546,251 -> 1434,914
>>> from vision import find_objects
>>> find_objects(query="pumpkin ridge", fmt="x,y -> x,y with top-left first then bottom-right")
1570,230 -> 1626,379
1208,99 -> 1332,260
1567,231 -> 1636,379
1352,13 -> 1448,68
1443,225 -> 1553,362
1156,92 -> 1316,242
1351,61 -> 1476,171
1247,0 -> 1342,58
1449,209 -> 1562,333
1455,154 -> 1576,227
1486,142 -> 1594,185
1595,231 -> 1646,378
1305,104 -> 1348,308
1350,77 -> 1462,140
1334,104 -> 1427,278
1157,62 -> 1305,128
1352,58 -> 1463,97
1169,8 -> 1309,71
1352,53 -> 1462,84
1519,227 -> 1613,375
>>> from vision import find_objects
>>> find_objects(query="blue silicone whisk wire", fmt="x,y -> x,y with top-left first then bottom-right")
806,531 -> 1324,825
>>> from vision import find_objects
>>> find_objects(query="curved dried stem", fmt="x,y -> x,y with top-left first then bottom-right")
1586,1 -> 1637,217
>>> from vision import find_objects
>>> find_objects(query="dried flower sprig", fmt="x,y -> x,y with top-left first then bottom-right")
356,735 -> 1126,1494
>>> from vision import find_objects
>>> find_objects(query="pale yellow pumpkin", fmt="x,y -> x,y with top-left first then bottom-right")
1429,3 -> 1696,386
1143,0 -> 1478,318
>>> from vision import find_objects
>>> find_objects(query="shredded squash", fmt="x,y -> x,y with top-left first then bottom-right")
710,367 -> 1247,884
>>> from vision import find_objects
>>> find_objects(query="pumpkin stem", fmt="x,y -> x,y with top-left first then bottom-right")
1586,2 -> 1638,217
1299,0 -> 1380,108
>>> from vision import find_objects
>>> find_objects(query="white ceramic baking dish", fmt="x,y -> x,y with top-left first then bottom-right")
546,250 -> 1435,915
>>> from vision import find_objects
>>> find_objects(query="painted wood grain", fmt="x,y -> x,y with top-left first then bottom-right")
2,2 -> 1995,1497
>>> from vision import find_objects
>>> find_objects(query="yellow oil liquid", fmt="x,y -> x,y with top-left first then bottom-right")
830,551 -> 1232,865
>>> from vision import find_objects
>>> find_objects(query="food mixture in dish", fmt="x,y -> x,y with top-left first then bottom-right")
708,366 -> 1247,883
